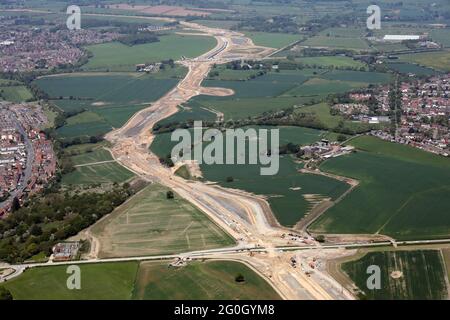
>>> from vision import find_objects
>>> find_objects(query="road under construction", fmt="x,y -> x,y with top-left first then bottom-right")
4,21 -> 448,300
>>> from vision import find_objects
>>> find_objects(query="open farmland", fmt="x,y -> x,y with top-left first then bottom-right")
310,136 -> 450,239
62,161 -> 134,185
296,56 -> 366,69
151,126 -> 350,227
35,72 -> 181,138
341,250 -> 448,300
0,85 -> 33,102
133,260 -> 281,300
0,260 -> 279,300
244,31 -> 301,48
0,262 -> 139,300
399,50 -> 450,72
83,34 -> 217,71
192,69 -> 391,120
91,184 -> 235,258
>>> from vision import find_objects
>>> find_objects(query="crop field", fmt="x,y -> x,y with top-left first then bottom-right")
157,102 -> 217,126
283,78 -> 367,97
386,62 -> 439,76
341,250 -> 448,300
35,72 -> 181,138
151,126 -> 349,227
296,56 -> 366,69
295,103 -> 372,132
1,260 -> 279,300
83,34 -> 217,71
244,31 -> 301,48
193,69 -> 392,120
310,136 -> 450,239
70,148 -> 113,166
0,262 -> 139,300
133,260 -> 281,300
302,35 -> 370,51
62,161 -> 134,185
91,184 -> 235,258
399,50 -> 450,72
0,85 -> 33,102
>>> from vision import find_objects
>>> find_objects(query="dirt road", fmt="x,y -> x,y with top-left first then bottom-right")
102,22 -> 352,300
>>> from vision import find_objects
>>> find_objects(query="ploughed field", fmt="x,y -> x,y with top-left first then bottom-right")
90,184 -> 235,258
341,250 -> 448,300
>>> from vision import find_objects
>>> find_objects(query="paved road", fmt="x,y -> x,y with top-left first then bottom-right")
0,119 -> 34,210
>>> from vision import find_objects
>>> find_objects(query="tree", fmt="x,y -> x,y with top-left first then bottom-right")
226,176 -> 234,183
235,273 -> 245,283
166,191 -> 174,199
11,197 -> 20,212
0,287 -> 13,300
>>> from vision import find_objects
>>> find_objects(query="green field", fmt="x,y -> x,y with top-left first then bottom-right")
0,85 -> 34,102
192,69 -> 391,120
302,35 -> 370,51
70,148 -> 113,166
342,250 -> 448,300
151,126 -> 350,227
1,260 -> 280,300
244,31 -> 301,48
399,50 -> 450,72
295,103 -> 373,132
83,34 -> 217,71
35,72 -> 181,138
91,184 -> 235,258
296,56 -> 366,69
133,260 -> 281,300
310,136 -> 450,239
62,162 -> 134,185
387,62 -> 439,76
1,262 -> 139,300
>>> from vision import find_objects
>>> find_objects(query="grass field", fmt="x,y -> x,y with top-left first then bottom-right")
83,34 -> 217,71
192,69 -> 391,120
302,35 -> 370,51
399,50 -> 450,72
310,136 -> 450,239
296,56 -> 366,69
62,161 -> 134,185
341,250 -> 448,300
133,260 -> 281,300
386,62 -> 439,76
0,85 -> 34,102
70,148 -> 113,166
244,31 -> 301,48
0,262 -> 139,300
35,72 -> 181,138
91,184 -> 235,258
1,260 -> 280,300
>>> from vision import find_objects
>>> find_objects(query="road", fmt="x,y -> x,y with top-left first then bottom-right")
0,118 -> 34,211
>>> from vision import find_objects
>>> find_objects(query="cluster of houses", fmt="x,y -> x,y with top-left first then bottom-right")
300,139 -> 355,161
332,74 -> 450,156
0,103 -> 56,216
135,62 -> 162,73
0,23 -> 119,72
